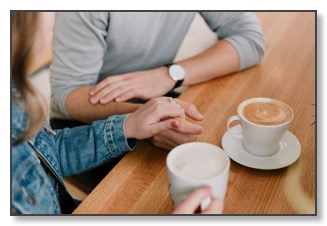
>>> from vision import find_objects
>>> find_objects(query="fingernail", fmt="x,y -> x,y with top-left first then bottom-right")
198,113 -> 204,120
203,185 -> 211,191
115,97 -> 121,102
171,121 -> 179,128
90,98 -> 97,104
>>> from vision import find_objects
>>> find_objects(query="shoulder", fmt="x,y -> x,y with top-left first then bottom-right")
54,12 -> 110,36
56,12 -> 110,25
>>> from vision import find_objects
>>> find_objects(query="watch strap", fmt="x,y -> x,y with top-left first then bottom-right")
174,79 -> 184,89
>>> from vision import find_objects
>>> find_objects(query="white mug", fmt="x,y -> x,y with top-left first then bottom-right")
227,98 -> 294,156
166,142 -> 230,210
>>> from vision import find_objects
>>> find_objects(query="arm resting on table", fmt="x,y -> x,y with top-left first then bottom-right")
65,86 -> 140,124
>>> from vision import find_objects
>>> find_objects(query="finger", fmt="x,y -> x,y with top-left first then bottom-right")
89,76 -> 125,96
171,118 -> 204,135
147,97 -> 180,107
150,103 -> 185,120
160,129 -> 198,145
149,119 -> 182,136
151,130 -> 181,149
115,88 -> 141,102
149,136 -> 176,150
90,82 -> 127,104
173,186 -> 212,214
201,198 -> 224,214
99,86 -> 132,104
174,99 -> 204,121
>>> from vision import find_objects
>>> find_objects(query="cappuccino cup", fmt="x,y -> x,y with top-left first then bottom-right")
227,98 -> 294,156
166,142 -> 230,210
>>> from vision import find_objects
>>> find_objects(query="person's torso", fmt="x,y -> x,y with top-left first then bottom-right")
98,12 -> 195,82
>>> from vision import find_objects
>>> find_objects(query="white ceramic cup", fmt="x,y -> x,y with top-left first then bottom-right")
166,142 -> 230,210
227,98 -> 294,156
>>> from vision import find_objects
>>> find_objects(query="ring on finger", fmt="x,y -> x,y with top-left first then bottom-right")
169,97 -> 176,105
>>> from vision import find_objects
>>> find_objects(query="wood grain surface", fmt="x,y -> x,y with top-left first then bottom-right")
73,12 -> 316,215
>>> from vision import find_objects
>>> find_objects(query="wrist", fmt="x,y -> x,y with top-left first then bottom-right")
156,66 -> 176,91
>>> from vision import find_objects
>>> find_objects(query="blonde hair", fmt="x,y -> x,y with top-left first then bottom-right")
12,12 -> 47,143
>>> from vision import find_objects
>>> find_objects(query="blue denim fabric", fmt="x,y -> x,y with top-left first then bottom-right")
11,100 -> 136,214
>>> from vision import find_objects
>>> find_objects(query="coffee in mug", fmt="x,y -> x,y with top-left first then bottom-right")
227,98 -> 294,156
167,142 -> 230,210
242,100 -> 293,126
171,147 -> 227,180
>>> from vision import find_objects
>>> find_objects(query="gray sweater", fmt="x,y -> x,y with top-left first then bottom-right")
50,12 -> 265,119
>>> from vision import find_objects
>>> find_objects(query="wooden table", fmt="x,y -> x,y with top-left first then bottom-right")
73,12 -> 316,215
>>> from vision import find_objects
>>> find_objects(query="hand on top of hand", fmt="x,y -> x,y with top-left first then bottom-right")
124,97 -> 203,140
89,67 -> 175,104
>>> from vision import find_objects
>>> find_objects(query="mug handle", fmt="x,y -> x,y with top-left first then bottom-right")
227,115 -> 243,138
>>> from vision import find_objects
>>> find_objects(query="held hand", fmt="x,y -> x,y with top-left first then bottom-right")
150,125 -> 199,150
150,98 -> 205,150
172,186 -> 224,214
89,67 -> 175,104
124,97 -> 203,140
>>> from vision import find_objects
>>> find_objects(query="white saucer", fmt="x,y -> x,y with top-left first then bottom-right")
221,125 -> 301,170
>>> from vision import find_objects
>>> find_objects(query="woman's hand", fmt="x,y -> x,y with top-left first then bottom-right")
124,97 -> 203,140
172,186 -> 224,214
148,98 -> 205,149
89,67 -> 175,104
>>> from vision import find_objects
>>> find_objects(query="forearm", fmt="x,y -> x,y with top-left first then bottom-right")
179,40 -> 240,85
55,114 -> 136,177
65,86 -> 140,124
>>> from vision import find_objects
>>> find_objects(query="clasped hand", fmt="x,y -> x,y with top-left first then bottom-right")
90,69 -> 203,150
124,97 -> 204,141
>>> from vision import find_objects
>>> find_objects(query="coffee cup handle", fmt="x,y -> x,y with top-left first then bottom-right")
227,115 -> 243,138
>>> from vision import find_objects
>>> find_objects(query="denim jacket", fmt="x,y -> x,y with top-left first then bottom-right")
11,100 -> 136,214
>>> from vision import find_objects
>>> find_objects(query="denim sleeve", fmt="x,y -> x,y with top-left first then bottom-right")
200,12 -> 265,70
53,114 -> 137,177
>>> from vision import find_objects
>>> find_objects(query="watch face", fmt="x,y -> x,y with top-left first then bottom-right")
169,64 -> 185,80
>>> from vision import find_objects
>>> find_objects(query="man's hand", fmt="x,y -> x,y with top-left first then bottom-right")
89,67 -> 175,104
149,123 -> 199,150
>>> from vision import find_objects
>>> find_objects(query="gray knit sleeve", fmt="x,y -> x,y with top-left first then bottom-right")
50,12 -> 109,118
200,12 -> 265,70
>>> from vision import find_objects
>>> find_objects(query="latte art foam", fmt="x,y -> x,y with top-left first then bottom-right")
242,101 -> 292,126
